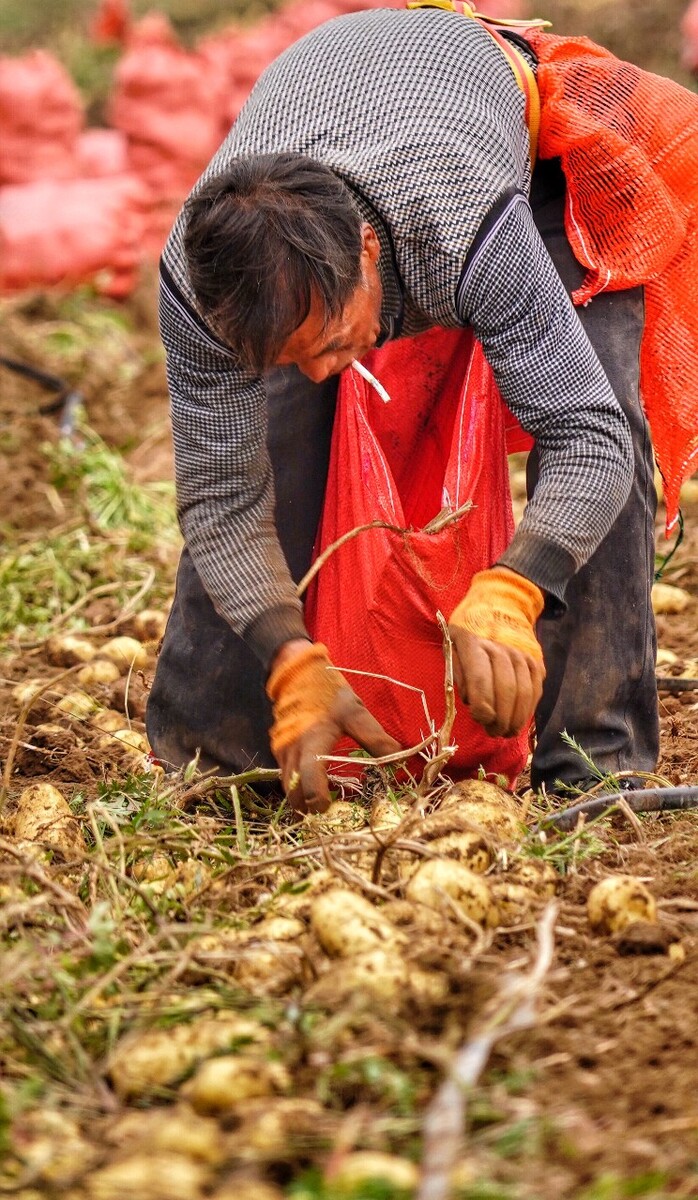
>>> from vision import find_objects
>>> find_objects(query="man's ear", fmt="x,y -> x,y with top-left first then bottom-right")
361,223 -> 381,264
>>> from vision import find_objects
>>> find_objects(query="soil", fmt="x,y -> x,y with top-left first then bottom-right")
1,282 -> 698,1197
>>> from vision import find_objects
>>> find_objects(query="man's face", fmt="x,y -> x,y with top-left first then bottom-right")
275,224 -> 383,383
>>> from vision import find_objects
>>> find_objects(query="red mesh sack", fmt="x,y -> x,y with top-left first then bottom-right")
529,31 -> 698,529
0,50 -> 84,185
0,175 -> 151,299
305,327 -> 528,786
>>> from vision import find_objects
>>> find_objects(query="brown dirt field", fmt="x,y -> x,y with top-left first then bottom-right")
1,283 -> 698,1199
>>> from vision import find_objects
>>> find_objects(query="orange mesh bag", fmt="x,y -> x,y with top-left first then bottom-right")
528,31 -> 698,530
305,326 -> 529,786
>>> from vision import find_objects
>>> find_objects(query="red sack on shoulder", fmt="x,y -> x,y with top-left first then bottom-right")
305,327 -> 529,786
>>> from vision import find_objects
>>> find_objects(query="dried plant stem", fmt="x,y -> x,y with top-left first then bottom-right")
418,902 -> 558,1200
419,612 -> 457,794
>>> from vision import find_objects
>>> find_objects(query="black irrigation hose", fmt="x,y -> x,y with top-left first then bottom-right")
539,786 -> 698,833
1,355 -> 83,436
656,677 -> 698,693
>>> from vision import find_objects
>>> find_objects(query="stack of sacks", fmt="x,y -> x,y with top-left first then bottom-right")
109,13 -> 231,258
0,49 -> 148,297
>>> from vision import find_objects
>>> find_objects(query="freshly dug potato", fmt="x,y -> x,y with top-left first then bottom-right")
427,831 -> 492,874
438,780 -> 521,838
311,888 -> 402,957
77,659 -> 122,686
405,858 -> 499,927
188,917 -> 305,993
210,1183 -> 284,1200
12,678 -> 50,709
105,1106 -> 225,1165
651,582 -> 691,614
86,1152 -> 208,1200
181,1054 -> 290,1114
13,1109 -> 98,1186
13,783 -> 85,857
107,1014 -> 271,1099
370,795 -> 410,829
305,946 -> 410,1007
46,634 -> 95,666
228,1096 -> 325,1157
587,875 -> 658,934
131,853 -> 173,894
408,965 -> 450,1005
270,868 -> 335,918
56,689 -> 99,718
328,1151 -> 419,1193
441,778 -> 519,810
307,799 -> 367,832
132,608 -> 169,643
655,647 -> 678,667
92,709 -> 128,732
99,636 -> 148,672
508,858 -> 559,897
489,881 -> 539,927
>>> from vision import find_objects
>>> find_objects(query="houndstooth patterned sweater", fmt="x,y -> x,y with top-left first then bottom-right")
160,6 -> 634,668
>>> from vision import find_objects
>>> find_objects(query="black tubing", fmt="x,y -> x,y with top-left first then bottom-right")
538,785 -> 698,833
656,677 -> 698,693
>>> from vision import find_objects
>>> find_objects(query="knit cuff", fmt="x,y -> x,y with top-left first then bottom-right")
497,531 -> 577,614
245,605 -> 311,673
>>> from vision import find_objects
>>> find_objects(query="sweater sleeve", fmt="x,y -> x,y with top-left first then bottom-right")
456,191 -> 634,603
159,269 -> 308,668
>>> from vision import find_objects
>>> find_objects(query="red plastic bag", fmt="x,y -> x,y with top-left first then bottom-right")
306,327 -> 529,786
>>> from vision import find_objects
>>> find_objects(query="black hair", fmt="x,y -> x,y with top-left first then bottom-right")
183,153 -> 364,374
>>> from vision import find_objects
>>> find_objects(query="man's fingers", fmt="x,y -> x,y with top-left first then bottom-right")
451,630 -> 542,738
452,631 -> 498,729
297,725 -> 337,812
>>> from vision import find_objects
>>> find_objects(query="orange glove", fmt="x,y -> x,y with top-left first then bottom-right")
448,567 -> 546,738
267,642 -> 401,814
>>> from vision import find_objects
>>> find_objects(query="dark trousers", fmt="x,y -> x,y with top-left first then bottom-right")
146,160 -> 659,790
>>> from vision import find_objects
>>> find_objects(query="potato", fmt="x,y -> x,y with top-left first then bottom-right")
655,647 -> 678,667
188,917 -> 306,994
270,868 -> 335,918
229,1097 -> 325,1156
427,831 -> 492,874
408,965 -> 450,1005
328,1151 -> 419,1193
99,636 -> 148,672
305,946 -> 409,1007
508,858 -> 559,897
181,1055 -> 290,1114
490,881 -> 538,926
132,608 -> 169,643
77,659 -> 122,686
56,689 -> 99,718
210,1184 -> 284,1200
651,582 -> 691,615
106,1106 -> 225,1164
12,678 -> 49,708
441,778 -> 519,810
86,1152 -> 208,1200
587,875 -> 657,934
92,709 -> 129,732
107,1014 -> 271,1099
131,853 -> 173,894
438,780 -> 521,838
46,634 -> 95,666
306,799 -> 367,832
405,859 -> 499,927
370,795 -> 409,829
311,888 -> 401,957
14,1110 -> 97,1186
13,783 -> 85,857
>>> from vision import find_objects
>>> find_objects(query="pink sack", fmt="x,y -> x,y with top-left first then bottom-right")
0,50 -> 84,185
0,175 -> 151,298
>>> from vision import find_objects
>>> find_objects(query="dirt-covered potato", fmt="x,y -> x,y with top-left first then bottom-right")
405,859 -> 499,927
105,1106 -> 225,1165
227,1096 -> 326,1157
12,678 -> 50,709
86,1152 -> 209,1200
310,888 -> 402,956
181,1054 -> 290,1114
370,795 -> 410,829
587,875 -> 658,934
427,831 -> 492,873
407,964 -> 450,1005
507,858 -> 559,897
92,709 -> 129,732
77,659 -> 122,686
305,946 -> 410,1007
437,780 -> 522,838
56,689 -> 99,718
441,778 -> 519,810
210,1183 -> 285,1200
270,869 -> 335,918
489,881 -> 539,927
132,608 -> 169,643
99,636 -> 149,672
107,1014 -> 271,1099
12,1109 -> 98,1187
651,582 -> 692,614
13,782 -> 85,856
306,799 -> 367,832
328,1151 -> 419,1193
46,633 -> 96,666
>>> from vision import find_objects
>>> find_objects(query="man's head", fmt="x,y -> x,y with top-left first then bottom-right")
183,153 -> 383,379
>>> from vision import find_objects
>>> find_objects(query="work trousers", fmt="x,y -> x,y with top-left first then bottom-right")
146,159 -> 660,792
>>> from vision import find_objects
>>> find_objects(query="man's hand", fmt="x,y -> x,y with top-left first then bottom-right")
448,567 -> 546,738
266,641 -> 401,814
